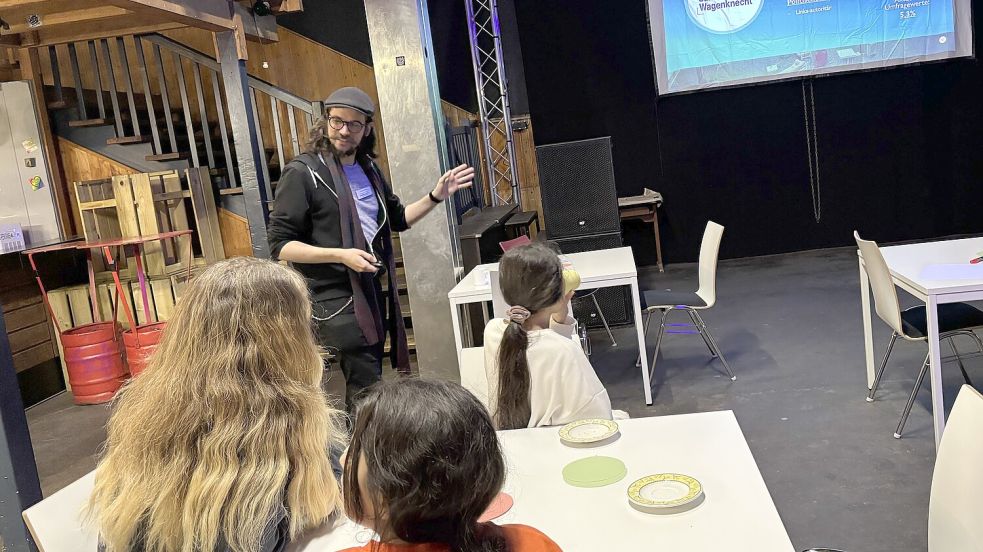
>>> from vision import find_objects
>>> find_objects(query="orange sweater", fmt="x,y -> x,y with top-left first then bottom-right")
336,523 -> 561,552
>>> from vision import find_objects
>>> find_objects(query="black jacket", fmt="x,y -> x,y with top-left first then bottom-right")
267,152 -> 409,300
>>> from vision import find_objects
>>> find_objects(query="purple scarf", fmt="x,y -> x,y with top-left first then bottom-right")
302,153 -> 411,373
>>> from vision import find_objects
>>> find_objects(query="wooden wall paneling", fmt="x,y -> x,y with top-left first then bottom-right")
46,287 -> 73,389
65,285 -> 94,326
149,278 -> 175,320
57,137 -> 138,234
512,116 -> 544,232
130,281 -> 157,325
217,208 -> 252,257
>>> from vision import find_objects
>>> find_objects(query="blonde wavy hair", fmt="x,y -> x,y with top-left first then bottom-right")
87,257 -> 345,552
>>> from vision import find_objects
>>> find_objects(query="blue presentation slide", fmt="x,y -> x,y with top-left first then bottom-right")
648,0 -> 973,93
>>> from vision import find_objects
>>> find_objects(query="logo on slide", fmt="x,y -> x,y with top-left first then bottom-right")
686,0 -> 763,33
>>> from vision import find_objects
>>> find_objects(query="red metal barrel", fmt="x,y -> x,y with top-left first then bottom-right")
122,322 -> 166,377
61,322 -> 127,405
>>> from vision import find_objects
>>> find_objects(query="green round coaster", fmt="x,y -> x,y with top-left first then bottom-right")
562,456 -> 628,488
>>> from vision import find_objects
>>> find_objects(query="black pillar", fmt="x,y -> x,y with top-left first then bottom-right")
0,302 -> 42,551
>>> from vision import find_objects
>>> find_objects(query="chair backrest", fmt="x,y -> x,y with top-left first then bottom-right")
854,232 -> 904,335
22,470 -> 98,550
458,346 -> 490,409
695,221 -> 725,307
499,235 -> 531,253
929,384 -> 983,552
489,269 -> 509,319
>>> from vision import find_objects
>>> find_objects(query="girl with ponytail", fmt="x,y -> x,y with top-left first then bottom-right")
484,242 -> 613,430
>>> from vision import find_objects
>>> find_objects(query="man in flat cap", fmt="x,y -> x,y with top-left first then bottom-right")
268,86 -> 473,411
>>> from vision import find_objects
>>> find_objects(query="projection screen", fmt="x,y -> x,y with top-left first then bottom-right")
647,0 -> 974,94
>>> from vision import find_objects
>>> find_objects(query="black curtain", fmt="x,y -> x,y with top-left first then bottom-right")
513,0 -> 983,263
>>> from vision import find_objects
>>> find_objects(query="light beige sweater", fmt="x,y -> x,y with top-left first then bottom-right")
483,316 -> 612,428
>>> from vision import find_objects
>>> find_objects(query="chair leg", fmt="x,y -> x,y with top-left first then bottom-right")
688,309 -> 716,357
591,294 -> 617,347
948,337 -> 973,386
958,331 -> 983,386
866,333 -> 899,402
693,311 -> 736,381
636,310 -> 655,367
648,309 -> 670,381
895,352 -> 931,439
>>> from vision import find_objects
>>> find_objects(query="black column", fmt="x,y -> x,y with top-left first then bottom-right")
0,302 -> 42,551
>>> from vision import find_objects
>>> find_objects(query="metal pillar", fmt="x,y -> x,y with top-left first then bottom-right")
0,303 -> 42,552
215,31 -> 272,259
465,0 -> 521,206
364,0 -> 462,381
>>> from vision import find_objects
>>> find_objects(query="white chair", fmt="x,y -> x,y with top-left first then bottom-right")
637,221 -> 734,381
459,346 -> 490,410
856,232 -> 983,438
803,385 -> 983,552
928,384 -> 983,551
22,470 -> 98,551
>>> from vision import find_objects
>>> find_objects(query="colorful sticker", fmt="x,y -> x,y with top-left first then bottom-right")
29,175 -> 43,191
22,139 -> 38,153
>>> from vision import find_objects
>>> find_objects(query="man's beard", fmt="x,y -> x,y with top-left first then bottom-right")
328,139 -> 358,158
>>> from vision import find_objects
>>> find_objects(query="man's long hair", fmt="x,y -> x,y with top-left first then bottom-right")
87,257 -> 346,552
306,111 -> 378,160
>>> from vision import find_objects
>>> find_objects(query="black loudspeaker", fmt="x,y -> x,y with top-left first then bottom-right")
536,137 -> 621,239
552,232 -> 631,328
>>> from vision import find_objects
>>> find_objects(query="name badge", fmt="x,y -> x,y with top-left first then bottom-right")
355,186 -> 374,200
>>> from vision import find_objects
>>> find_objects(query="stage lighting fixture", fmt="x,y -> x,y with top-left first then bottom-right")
252,1 -> 273,16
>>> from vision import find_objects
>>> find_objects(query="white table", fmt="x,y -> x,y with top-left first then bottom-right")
292,411 -> 794,551
448,247 -> 653,404
26,413 -> 793,552
859,236 -> 983,449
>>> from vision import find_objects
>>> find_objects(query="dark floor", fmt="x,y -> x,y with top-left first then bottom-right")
27,246 -> 969,551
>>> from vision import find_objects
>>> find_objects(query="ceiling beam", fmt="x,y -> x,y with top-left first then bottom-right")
34,19 -> 185,46
0,0 -> 46,9
3,7 -> 131,34
103,0 -> 235,32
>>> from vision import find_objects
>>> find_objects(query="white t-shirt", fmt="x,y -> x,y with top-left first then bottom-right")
483,315 -> 613,428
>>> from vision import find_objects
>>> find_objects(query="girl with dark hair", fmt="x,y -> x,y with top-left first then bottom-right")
337,379 -> 562,552
484,242 -> 613,430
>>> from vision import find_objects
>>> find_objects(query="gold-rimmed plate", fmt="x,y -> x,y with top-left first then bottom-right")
627,473 -> 705,514
558,418 -> 620,447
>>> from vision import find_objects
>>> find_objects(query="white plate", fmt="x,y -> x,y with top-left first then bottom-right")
627,473 -> 704,515
558,418 -> 620,447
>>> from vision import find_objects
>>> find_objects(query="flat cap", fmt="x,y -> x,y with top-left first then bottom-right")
323,87 -> 375,117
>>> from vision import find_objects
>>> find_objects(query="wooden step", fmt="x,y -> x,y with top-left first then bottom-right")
146,152 -> 191,162
69,118 -> 112,128
107,135 -> 151,145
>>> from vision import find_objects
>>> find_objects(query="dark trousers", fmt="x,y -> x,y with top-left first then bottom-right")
313,295 -> 384,413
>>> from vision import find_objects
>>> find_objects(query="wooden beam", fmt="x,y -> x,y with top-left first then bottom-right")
35,20 -> 185,46
0,0 -> 46,9
4,7 -> 131,34
273,0 -> 304,13
234,2 -> 277,43
104,0 -> 235,32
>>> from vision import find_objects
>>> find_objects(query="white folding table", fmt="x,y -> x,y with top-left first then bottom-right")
859,236 -> 983,449
291,411 -> 795,551
448,247 -> 654,404
25,413 -> 793,552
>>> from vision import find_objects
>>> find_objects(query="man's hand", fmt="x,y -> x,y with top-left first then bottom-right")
339,248 -> 378,273
432,164 -> 476,200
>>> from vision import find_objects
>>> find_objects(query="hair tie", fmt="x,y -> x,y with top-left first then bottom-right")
505,305 -> 531,324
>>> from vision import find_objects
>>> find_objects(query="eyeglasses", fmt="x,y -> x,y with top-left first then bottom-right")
327,116 -> 365,133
